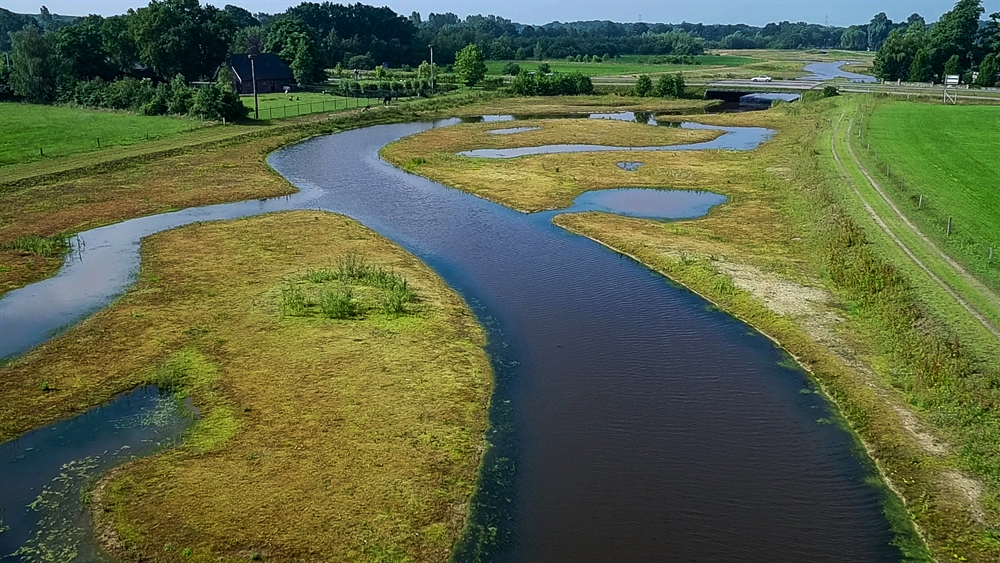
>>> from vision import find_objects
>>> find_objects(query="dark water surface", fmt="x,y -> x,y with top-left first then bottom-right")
0,115 -> 902,562
0,388 -> 189,562
803,61 -> 878,83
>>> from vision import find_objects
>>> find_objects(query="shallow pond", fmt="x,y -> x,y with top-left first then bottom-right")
803,61 -> 877,83
0,114 -> 903,562
487,127 -> 542,135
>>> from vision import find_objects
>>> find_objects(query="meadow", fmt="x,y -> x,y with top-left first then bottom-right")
0,102 -> 214,167
242,92 -> 367,119
0,211 -> 492,561
862,102 -> 1000,291
486,54 -> 754,77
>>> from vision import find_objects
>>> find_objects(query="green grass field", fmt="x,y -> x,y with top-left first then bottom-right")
0,102 -> 211,167
242,92 -> 367,119
487,54 -> 755,77
864,102 -> 1000,291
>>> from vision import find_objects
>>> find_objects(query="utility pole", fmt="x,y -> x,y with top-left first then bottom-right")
248,54 -> 259,120
429,44 -> 435,93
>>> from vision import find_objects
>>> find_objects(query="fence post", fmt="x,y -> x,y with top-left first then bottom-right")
947,217 -> 953,236
97,137 -> 100,148
918,194 -> 923,209
39,147 -> 44,157
990,246 -> 995,263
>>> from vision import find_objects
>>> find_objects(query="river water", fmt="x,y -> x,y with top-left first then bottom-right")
0,115 -> 902,562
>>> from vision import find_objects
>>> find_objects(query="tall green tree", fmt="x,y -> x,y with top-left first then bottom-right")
976,52 -> 998,85
943,54 -> 962,76
9,27 -> 59,102
101,15 -> 139,73
633,74 -> 653,97
56,15 -> 115,80
232,26 -> 265,55
867,13 -> 892,51
929,0 -> 984,73
1,8 -> 41,51
840,27 -> 868,51
454,43 -> 487,86
909,49 -> 934,81
129,0 -> 236,81
290,35 -> 324,84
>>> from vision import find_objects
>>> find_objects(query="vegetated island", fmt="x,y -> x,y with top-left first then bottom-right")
0,211 -> 493,561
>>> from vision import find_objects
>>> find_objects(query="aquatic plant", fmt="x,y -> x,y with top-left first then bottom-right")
320,288 -> 356,319
6,234 -> 71,257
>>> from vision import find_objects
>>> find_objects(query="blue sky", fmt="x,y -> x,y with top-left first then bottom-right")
0,0 -> 993,27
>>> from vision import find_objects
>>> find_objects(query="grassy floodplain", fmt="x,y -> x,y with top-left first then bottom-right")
861,102 -> 1000,292
0,211 -> 492,561
0,92 -> 482,297
382,96 -> 1000,560
385,118 -> 721,211
486,54 -> 754,77
0,102 -> 214,167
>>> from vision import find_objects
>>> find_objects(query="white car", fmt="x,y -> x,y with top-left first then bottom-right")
750,75 -> 773,82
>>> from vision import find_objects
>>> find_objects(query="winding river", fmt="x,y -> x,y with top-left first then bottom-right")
1,115 -> 902,561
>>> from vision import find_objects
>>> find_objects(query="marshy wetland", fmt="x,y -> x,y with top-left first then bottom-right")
2,98 -> 996,562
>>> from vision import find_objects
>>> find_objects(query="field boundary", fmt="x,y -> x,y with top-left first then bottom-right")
830,112 -> 1000,339
846,108 -> 1000,311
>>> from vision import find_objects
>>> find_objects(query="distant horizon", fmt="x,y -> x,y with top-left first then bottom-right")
1,0 -> 994,28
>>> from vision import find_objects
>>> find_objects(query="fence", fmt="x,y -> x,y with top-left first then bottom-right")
252,92 -> 417,120
854,102 -> 998,267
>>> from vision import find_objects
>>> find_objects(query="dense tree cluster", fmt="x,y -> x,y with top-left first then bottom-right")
510,69 -> 594,96
871,0 -> 999,84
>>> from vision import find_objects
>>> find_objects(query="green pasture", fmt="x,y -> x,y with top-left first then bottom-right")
487,54 -> 755,77
0,103 -> 210,167
864,102 -> 1000,290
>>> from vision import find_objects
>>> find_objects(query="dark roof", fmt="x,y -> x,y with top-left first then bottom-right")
227,54 -> 295,83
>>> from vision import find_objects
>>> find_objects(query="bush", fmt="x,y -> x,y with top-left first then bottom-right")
510,70 -> 593,96
501,62 -> 520,76
822,85 -> 840,98
632,74 -> 653,97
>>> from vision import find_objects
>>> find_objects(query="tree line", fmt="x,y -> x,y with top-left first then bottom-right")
870,0 -> 999,85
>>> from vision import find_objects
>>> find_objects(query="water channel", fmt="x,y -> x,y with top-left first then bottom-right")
1,114 -> 902,561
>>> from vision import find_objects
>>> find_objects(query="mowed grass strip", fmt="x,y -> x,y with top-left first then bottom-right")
0,211 -> 492,562
486,54 -> 754,77
864,102 -> 1000,292
0,102 -> 214,167
381,117 -> 722,212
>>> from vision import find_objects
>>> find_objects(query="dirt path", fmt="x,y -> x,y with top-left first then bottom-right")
830,113 -> 1000,340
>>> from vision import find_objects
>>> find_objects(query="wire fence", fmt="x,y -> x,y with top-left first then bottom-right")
252,92 -> 417,120
855,105 -> 998,267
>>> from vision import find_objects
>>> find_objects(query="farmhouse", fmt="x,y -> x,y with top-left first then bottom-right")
226,53 -> 296,95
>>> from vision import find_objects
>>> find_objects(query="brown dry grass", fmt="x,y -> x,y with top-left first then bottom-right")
381,119 -> 723,212
0,211 -> 492,562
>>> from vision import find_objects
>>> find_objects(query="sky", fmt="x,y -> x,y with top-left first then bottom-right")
1,0 -> 996,27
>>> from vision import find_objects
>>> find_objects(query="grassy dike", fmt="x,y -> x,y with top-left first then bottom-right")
0,211 -> 493,562
381,97 -> 1000,560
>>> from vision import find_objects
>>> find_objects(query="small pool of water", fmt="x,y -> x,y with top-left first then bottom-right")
534,189 -> 726,221
487,127 -> 541,135
803,61 -> 876,83
0,387 -> 191,562
617,162 -> 644,171
458,121 -> 774,159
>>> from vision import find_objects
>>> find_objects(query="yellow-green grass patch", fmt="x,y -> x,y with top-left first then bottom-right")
381,118 -> 724,212
0,210 -> 492,562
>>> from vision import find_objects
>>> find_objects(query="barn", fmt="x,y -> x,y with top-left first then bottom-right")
226,54 -> 296,95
